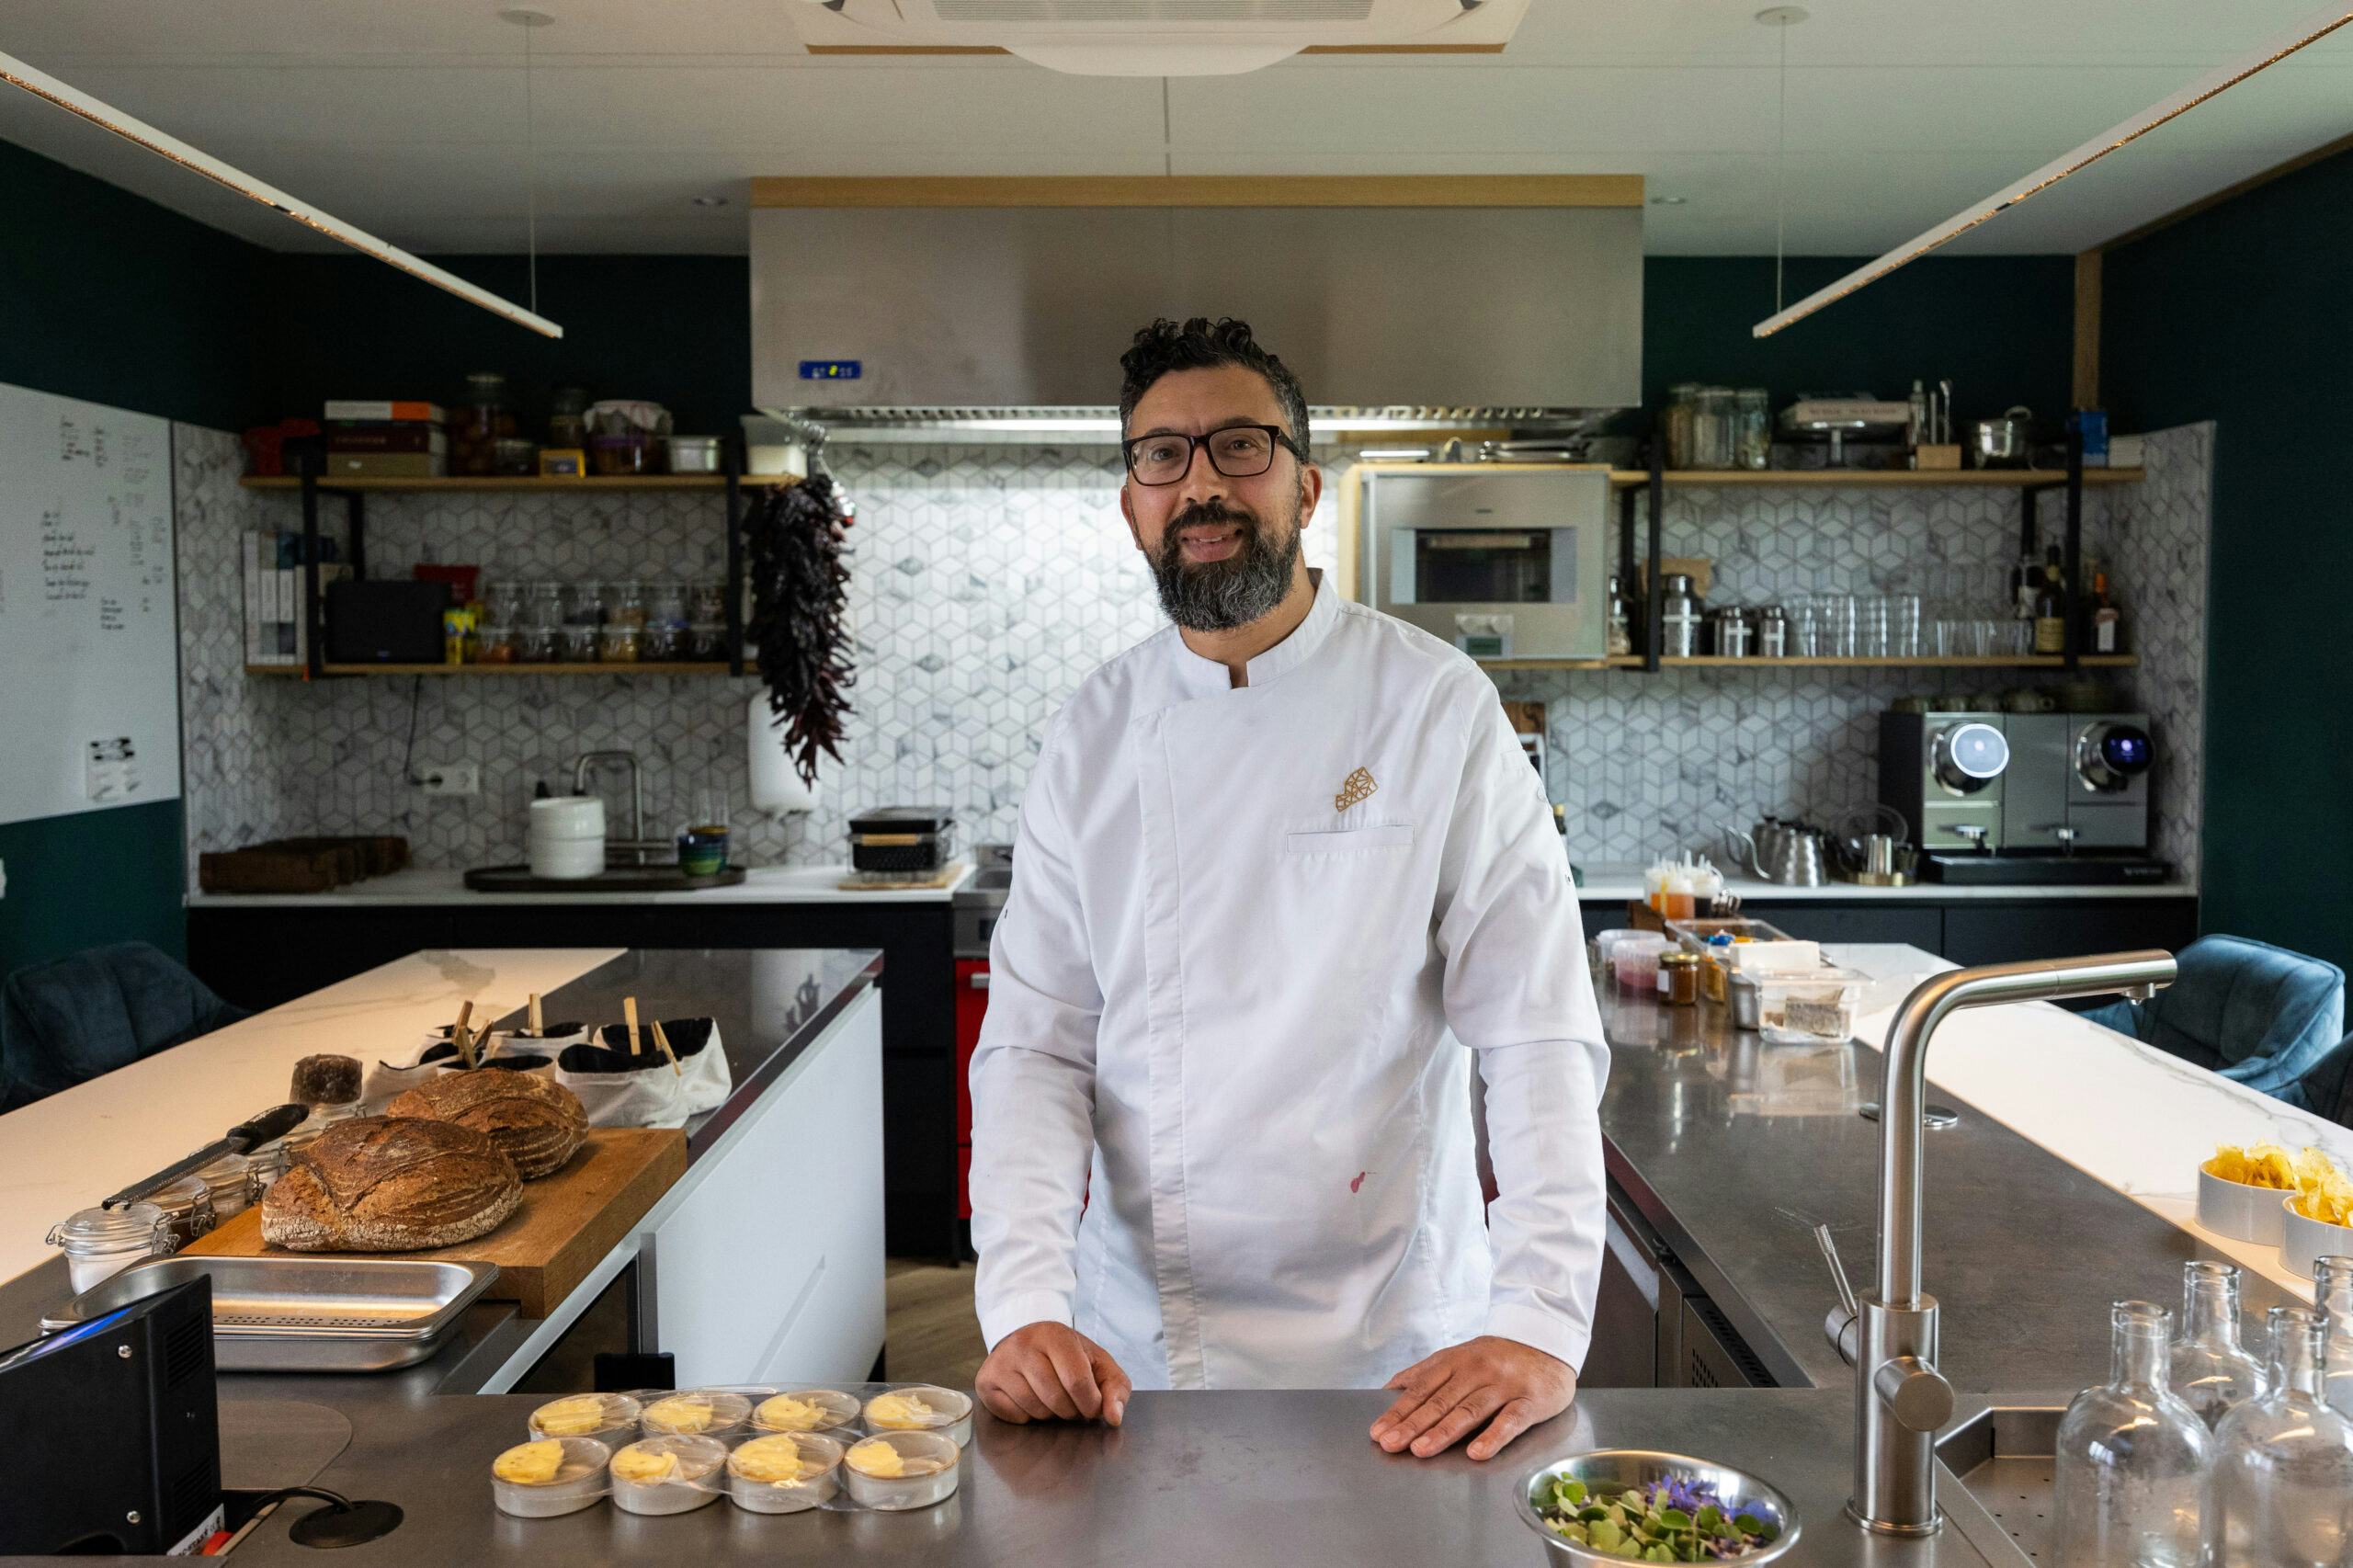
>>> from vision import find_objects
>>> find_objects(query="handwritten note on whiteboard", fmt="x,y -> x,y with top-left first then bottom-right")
0,381 -> 180,827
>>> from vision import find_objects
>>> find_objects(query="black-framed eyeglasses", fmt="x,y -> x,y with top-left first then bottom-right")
1121,423 -> 1302,486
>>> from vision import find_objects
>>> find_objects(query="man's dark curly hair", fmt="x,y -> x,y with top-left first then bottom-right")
1118,317 -> 1310,453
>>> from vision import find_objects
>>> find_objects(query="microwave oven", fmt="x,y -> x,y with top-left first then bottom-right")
1359,467 -> 1612,660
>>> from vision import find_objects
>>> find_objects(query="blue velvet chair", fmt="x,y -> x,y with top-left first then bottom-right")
0,942 -> 246,1111
2081,935 -> 2346,1108
2299,1034 -> 2353,1128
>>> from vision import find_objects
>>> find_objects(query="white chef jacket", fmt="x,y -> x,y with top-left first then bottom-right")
969,570 -> 1609,1391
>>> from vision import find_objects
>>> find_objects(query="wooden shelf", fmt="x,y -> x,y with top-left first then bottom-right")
246,662 -> 741,677
238,474 -> 797,494
1601,468 -> 2143,489
1483,654 -> 2140,671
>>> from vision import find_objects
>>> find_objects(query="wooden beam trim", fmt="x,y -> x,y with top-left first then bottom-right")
751,174 -> 1643,210
2072,248 -> 2102,411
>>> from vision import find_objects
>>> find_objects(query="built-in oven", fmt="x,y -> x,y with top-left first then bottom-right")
1361,467 -> 1613,661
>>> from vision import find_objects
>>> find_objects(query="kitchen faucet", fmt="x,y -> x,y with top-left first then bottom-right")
572,750 -> 650,864
1822,950 -> 2177,1538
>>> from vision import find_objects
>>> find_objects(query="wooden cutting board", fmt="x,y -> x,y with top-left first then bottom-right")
188,1127 -> 687,1318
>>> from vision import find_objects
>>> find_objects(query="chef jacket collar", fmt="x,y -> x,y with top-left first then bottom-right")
1169,569 -> 1340,697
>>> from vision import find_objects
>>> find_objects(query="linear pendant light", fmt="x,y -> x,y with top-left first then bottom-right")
0,48 -> 563,338
1752,2 -> 2353,337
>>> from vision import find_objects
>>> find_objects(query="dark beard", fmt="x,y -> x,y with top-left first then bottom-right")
1149,500 -> 1302,632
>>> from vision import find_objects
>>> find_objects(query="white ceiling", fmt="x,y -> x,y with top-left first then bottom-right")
2,1 -> 2347,258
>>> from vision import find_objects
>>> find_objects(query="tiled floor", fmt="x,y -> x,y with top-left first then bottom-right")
885,1257 -> 987,1388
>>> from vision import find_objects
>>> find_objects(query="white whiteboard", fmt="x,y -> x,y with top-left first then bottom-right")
0,381 -> 179,826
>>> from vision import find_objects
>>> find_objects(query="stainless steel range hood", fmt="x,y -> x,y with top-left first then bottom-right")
750,191 -> 1643,442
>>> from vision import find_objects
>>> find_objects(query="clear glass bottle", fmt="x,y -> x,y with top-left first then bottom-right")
2053,1301 -> 2212,1568
2170,1259 -> 2268,1428
2208,1306 -> 2353,1568
2314,1255 -> 2353,1420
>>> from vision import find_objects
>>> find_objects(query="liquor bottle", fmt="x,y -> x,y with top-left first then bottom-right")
2207,1306 -> 2353,1568
2087,570 -> 2123,654
2033,550 -> 2068,655
2169,1259 -> 2268,1428
2053,1301 -> 2211,1568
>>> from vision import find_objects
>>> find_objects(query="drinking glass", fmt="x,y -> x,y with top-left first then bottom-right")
1858,597 -> 1892,659
1822,593 -> 1858,658
1887,594 -> 1923,657
1794,598 -> 1823,658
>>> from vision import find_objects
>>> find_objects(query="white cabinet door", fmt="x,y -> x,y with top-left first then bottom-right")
645,989 -> 886,1385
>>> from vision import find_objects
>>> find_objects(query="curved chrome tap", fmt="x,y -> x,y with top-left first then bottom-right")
1849,949 -> 2177,1538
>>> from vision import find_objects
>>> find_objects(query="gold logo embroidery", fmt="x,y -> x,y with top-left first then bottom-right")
1334,766 -> 1377,813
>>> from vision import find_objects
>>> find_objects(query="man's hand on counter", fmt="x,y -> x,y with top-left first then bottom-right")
977,1322 -> 1133,1427
1370,1335 -> 1576,1461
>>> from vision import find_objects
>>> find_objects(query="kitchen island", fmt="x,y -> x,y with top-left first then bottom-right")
17,940 -> 2348,1565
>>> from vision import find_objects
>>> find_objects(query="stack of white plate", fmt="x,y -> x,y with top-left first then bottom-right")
529,796 -> 607,880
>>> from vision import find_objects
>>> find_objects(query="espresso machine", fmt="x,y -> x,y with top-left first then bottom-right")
1880,709 -> 2167,884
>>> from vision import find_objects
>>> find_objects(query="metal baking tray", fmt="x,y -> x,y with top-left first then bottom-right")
40,1255 -> 499,1373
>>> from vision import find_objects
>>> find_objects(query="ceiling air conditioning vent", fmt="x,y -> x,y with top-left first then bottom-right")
790,0 -> 1527,74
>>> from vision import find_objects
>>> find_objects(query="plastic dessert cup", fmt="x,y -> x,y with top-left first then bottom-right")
639,1389 -> 752,1442
752,1388 -> 862,1436
608,1436 -> 727,1517
490,1437 -> 610,1518
863,1384 -> 975,1447
726,1432 -> 846,1514
842,1430 -> 961,1511
528,1392 -> 642,1449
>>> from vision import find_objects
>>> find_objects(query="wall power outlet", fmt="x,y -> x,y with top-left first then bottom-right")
418,763 -> 480,797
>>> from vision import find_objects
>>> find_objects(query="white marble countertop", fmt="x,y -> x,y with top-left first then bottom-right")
1830,942 -> 2347,1302
0,949 -> 621,1290
185,863 -> 976,908
1572,860 -> 2196,903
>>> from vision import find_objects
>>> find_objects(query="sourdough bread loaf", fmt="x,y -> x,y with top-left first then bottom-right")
387,1070 -> 589,1180
261,1116 -> 521,1252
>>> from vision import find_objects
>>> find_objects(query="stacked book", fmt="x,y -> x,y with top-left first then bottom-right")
243,531 -> 350,666
322,399 -> 447,478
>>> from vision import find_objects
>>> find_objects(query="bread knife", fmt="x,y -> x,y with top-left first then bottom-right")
104,1101 -> 311,1209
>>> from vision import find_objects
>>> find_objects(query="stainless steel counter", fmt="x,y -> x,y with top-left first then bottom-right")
1590,987 -> 2300,1395
224,1388 -> 2019,1568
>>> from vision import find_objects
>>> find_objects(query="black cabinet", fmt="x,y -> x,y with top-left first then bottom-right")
1746,902 -> 1943,951
1942,899 -> 2199,969
188,898 -> 964,1259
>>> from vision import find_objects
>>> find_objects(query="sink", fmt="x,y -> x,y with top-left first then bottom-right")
1935,1405 -> 2066,1566
463,864 -> 747,893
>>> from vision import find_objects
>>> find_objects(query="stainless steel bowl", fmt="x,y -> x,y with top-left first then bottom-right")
1517,1449 -> 1802,1567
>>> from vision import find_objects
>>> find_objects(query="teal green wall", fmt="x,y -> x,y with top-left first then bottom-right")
0,140 -> 281,974
2103,147 -> 2353,971
1640,255 -> 2075,430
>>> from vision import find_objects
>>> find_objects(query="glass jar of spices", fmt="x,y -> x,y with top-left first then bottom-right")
688,583 -> 727,625
515,626 -> 557,664
477,625 -> 517,664
558,625 -> 600,664
193,1151 -> 255,1221
687,623 -> 727,662
47,1202 -> 169,1293
1691,388 -> 1737,470
546,383 -> 590,451
143,1175 -> 218,1250
482,580 -> 526,628
1659,951 -> 1701,1006
562,583 -> 605,628
525,582 -> 564,629
1661,383 -> 1699,469
598,625 -> 641,663
646,582 -> 688,633
452,371 -> 516,478
1734,388 -> 1772,470
605,581 -> 647,631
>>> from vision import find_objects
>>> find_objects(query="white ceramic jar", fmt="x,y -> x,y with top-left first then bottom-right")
528,796 -> 606,881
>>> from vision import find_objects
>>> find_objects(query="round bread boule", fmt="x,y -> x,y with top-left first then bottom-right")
261,1116 -> 521,1252
387,1070 -> 588,1180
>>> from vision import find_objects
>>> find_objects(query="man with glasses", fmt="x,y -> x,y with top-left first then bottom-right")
969,317 -> 1608,1462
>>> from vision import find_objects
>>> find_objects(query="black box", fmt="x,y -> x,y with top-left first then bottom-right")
326,579 -> 446,664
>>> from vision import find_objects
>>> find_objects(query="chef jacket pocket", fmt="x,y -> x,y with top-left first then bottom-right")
1283,824 -> 1415,857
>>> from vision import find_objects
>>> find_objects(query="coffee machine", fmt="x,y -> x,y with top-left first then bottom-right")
1880,709 -> 2165,883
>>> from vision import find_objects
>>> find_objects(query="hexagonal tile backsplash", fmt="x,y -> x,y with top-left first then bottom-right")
175,427 -> 2208,881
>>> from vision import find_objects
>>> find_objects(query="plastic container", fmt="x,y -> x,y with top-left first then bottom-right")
608,1435 -> 726,1516
666,437 -> 723,474
528,1392 -> 642,1448
640,1389 -> 751,1441
864,1385 -> 975,1447
752,1388 -> 861,1435
2198,1166 -> 2290,1246
1752,967 -> 1870,1045
491,1437 -> 610,1518
1609,934 -> 1674,997
727,1431 -> 845,1514
842,1430 -> 961,1510
47,1203 -> 169,1292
